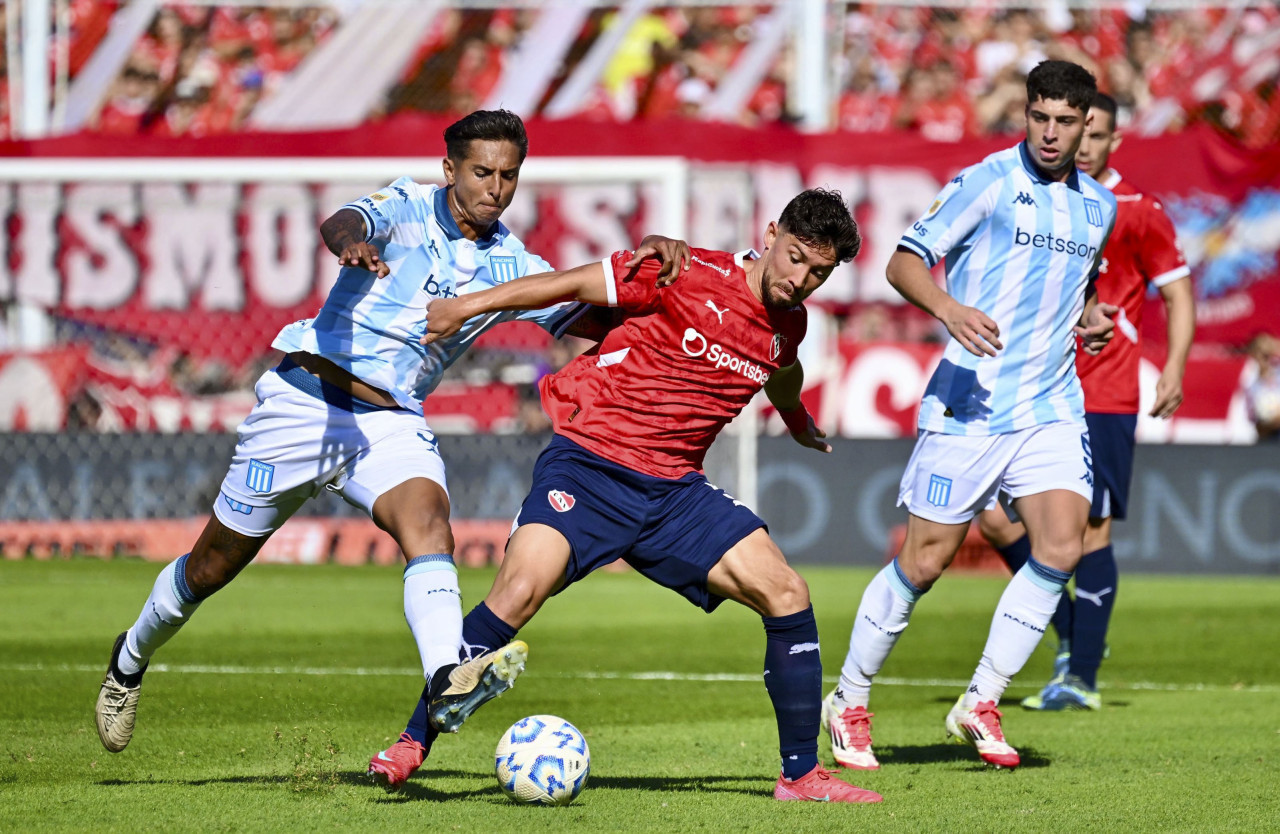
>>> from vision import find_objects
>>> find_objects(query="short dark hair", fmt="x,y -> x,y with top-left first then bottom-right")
1025,60 -> 1097,114
1091,91 -> 1119,129
443,109 -> 529,163
777,188 -> 861,264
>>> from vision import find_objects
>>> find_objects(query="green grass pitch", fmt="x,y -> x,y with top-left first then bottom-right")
2,559 -> 1277,832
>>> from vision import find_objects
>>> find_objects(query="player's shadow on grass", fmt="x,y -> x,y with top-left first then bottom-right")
877,743 -> 1050,769
379,769 -> 762,802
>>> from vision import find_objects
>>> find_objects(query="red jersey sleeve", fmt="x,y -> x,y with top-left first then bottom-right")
605,251 -> 664,313
1140,198 -> 1190,287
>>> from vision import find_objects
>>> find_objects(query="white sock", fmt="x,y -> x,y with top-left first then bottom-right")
837,560 -> 922,709
403,554 -> 463,682
966,559 -> 1068,708
120,555 -> 202,675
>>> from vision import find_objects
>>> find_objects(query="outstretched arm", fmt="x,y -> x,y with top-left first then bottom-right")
422,261 -> 609,344
887,248 -> 1003,357
320,208 -> 389,278
764,362 -> 830,453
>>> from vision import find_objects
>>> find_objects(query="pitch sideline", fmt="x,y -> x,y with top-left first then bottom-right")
6,662 -> 1278,694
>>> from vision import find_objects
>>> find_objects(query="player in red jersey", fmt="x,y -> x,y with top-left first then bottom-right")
372,189 -> 881,802
979,92 -> 1196,710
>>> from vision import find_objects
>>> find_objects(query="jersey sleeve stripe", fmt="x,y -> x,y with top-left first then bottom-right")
602,257 -> 619,306
343,203 -> 378,242
546,302 -> 590,338
898,236 -> 935,266
1151,264 -> 1191,288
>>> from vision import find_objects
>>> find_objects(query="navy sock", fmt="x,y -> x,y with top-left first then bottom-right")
460,602 -> 519,661
1068,545 -> 1117,689
403,684 -> 441,749
762,606 -> 822,781
403,602 -> 519,746
994,534 -> 1032,575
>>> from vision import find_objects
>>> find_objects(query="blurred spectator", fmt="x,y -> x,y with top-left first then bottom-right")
94,62 -> 163,134
53,3 -> 1280,149
1244,333 -> 1280,443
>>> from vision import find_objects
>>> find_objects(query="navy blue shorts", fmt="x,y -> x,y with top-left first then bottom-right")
514,435 -> 766,613
1085,412 -> 1137,520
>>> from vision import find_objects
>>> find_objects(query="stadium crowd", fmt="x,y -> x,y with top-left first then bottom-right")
1,3 -> 1275,147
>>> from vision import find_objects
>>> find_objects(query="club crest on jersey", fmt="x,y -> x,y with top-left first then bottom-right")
769,333 -> 786,362
246,459 -> 274,494
489,255 -> 519,284
1084,198 -> 1104,227
926,474 -> 952,507
547,490 -> 576,513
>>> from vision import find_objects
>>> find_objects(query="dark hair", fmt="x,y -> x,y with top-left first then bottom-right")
1091,91 -> 1119,129
777,188 -> 861,264
443,109 -> 529,163
1025,60 -> 1097,114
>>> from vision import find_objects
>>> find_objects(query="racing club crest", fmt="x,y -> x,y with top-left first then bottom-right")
490,255 -> 519,284
769,333 -> 786,362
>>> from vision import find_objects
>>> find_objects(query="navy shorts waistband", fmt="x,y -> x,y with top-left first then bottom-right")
275,356 -> 402,415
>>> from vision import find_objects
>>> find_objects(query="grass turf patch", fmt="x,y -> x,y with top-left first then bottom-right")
1,559 -> 1277,831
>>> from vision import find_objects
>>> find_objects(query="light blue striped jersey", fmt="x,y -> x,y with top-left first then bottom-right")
899,142 -> 1116,436
273,178 -> 584,413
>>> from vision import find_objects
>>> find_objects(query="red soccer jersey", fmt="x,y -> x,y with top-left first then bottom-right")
540,248 -> 807,479
1077,173 -> 1190,413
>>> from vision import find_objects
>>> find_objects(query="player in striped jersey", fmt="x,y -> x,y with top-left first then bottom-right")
978,92 -> 1196,711
94,110 -> 689,759
824,61 -> 1119,770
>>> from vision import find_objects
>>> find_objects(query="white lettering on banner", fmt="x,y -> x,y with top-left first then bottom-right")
836,345 -> 936,438
64,184 -> 139,309
688,168 -> 754,254
865,168 -> 945,302
249,183 -> 316,308
0,357 -> 64,430
810,164 -> 869,305
560,184 -> 637,267
143,182 -> 241,310
14,183 -> 59,307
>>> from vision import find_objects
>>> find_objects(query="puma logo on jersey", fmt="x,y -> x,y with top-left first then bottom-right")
704,299 -> 728,323
1077,587 -> 1114,607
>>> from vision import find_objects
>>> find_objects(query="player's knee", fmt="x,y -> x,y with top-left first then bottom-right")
486,572 -> 550,628
1031,539 -> 1083,572
756,568 -> 810,618
392,512 -> 454,558
896,548 -> 947,591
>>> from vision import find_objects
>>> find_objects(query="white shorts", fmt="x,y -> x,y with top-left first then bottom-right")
213,361 -> 447,537
898,421 -> 1093,525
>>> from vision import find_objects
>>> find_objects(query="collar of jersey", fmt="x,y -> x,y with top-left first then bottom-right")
1018,140 -> 1081,192
433,186 -> 503,249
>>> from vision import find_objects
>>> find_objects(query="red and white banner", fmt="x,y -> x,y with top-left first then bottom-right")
1,119 -> 1276,434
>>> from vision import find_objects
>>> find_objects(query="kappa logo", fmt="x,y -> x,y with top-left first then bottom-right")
704,299 -> 728,324
548,489 -> 576,512
1013,191 -> 1037,207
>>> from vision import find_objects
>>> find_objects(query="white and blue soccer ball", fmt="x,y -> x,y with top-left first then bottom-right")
494,714 -> 590,806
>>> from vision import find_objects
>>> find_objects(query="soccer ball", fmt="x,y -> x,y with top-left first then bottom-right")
494,715 -> 590,806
